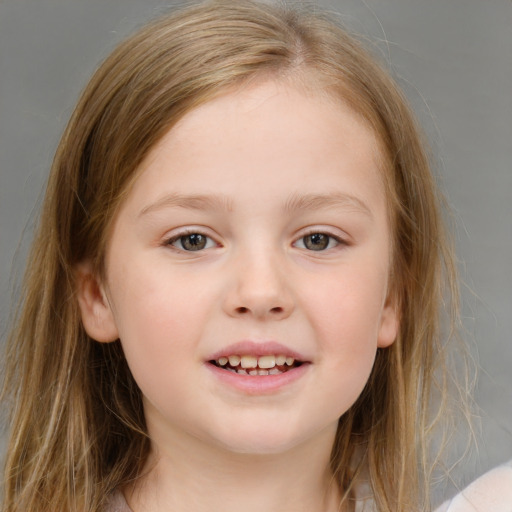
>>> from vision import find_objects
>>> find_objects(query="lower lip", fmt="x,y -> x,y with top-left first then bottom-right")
206,363 -> 310,395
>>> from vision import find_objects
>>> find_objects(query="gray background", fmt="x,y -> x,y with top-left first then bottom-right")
1,0 -> 511,504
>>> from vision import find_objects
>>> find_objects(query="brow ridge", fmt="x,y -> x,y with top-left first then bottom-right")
139,193 -> 234,216
284,192 -> 372,216
139,191 -> 371,217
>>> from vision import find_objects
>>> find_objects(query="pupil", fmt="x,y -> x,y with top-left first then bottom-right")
305,233 -> 329,251
182,234 -> 206,251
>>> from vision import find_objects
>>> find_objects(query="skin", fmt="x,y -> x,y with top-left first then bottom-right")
78,80 -> 398,512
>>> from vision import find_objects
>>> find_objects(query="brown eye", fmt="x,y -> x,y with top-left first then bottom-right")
181,234 -> 206,250
303,233 -> 330,251
170,233 -> 215,251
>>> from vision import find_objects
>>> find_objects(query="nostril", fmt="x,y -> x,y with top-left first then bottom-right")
234,306 -> 284,316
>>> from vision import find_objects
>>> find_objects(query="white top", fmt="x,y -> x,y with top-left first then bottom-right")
435,460 -> 512,512
106,461 -> 512,511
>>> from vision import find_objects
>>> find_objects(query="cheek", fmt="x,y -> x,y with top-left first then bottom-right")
299,260 -> 388,395
304,262 -> 388,343
110,256 -> 207,334
106,261 -> 209,392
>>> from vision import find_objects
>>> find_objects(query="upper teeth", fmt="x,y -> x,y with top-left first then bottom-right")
216,354 -> 295,369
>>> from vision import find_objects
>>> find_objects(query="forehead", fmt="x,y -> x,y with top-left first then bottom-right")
122,79 -> 388,218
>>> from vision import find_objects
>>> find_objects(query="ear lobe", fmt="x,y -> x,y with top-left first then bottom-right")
377,298 -> 399,348
75,263 -> 119,343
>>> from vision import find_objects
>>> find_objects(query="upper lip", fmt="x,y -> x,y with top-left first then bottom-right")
207,341 -> 309,362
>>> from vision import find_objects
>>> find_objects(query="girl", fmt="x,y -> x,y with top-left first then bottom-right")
1,1 -> 462,511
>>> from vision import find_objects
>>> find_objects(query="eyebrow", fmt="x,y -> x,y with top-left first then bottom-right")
139,191 -> 372,218
284,192 -> 373,217
139,193 -> 234,217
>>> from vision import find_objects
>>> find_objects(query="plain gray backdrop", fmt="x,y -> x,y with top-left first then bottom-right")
1,0 -> 511,504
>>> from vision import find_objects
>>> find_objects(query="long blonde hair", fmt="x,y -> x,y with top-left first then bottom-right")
2,1 -> 460,510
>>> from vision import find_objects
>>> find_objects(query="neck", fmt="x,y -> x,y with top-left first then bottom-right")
124,426 -> 345,512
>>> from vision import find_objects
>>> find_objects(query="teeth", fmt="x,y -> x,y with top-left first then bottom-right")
240,355 -> 258,368
258,355 -> 276,369
216,354 -> 298,371
228,355 -> 241,366
275,355 -> 286,365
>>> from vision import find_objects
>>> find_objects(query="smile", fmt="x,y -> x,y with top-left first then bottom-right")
210,354 -> 302,376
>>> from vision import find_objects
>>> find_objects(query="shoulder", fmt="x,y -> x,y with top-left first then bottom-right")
435,460 -> 512,512
104,490 -> 133,512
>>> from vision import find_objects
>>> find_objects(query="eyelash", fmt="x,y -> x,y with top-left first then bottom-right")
164,229 -> 348,253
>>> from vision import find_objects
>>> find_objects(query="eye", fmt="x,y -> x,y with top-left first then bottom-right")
167,232 -> 217,252
294,233 -> 341,251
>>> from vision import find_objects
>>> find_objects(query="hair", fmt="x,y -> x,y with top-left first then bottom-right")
1,1 -> 461,511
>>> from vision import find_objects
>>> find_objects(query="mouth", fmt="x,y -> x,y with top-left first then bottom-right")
209,354 -> 303,376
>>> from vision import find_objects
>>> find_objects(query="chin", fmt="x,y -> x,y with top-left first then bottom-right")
208,421 -> 327,457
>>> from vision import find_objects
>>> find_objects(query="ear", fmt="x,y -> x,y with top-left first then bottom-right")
75,263 -> 119,343
377,295 -> 399,348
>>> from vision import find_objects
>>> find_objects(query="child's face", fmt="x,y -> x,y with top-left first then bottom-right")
84,80 -> 398,456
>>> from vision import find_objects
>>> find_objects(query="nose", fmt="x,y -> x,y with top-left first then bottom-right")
222,248 -> 294,321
